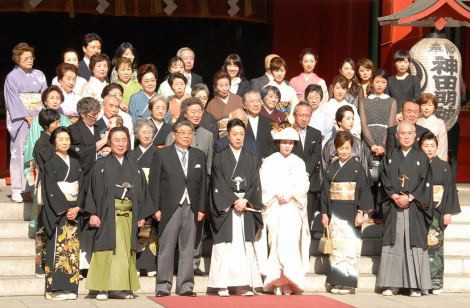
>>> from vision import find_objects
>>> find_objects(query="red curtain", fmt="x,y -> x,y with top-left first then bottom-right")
272,0 -> 370,85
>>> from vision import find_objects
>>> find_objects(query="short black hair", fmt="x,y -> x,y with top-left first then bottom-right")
101,83 -> 124,99
261,85 -> 281,102
38,109 -> 60,130
393,49 -> 411,62
304,84 -> 323,101
82,33 -> 102,48
49,126 -> 72,145
419,131 -> 439,148
227,118 -> 246,132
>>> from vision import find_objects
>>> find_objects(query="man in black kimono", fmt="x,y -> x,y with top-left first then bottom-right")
385,100 -> 430,154
149,120 -> 207,297
68,97 -> 107,272
243,91 -> 275,159
292,102 -> 322,235
378,121 -> 433,297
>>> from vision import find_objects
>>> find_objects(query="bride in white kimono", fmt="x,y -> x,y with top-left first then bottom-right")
260,127 -> 311,295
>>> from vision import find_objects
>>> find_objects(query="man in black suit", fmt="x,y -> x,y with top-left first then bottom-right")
68,97 -> 107,273
243,90 -> 275,159
78,33 -> 102,81
149,119 -> 207,297
292,102 -> 322,232
177,47 -> 203,88
250,54 -> 278,93
385,100 -> 430,154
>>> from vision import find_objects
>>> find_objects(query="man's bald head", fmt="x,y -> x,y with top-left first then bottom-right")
396,120 -> 416,150
102,94 -> 120,119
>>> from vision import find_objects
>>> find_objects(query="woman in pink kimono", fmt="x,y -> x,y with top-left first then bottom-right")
4,42 -> 47,202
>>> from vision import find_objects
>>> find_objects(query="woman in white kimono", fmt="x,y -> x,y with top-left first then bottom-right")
260,126 -> 310,295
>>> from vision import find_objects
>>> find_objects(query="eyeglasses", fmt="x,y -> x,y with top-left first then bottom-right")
85,111 -> 99,119
175,131 -> 193,136
20,56 -> 35,61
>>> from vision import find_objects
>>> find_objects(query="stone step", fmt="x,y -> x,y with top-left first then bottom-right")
452,205 -> 470,223
0,238 -> 35,257
2,273 -> 470,296
0,202 -> 32,221
0,221 -> 30,239
0,256 -> 35,276
444,239 -> 470,257
444,222 -> 470,239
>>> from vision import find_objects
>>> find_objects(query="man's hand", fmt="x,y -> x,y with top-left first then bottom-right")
153,210 -> 161,222
89,214 -> 101,228
234,198 -> 248,212
66,207 -> 80,221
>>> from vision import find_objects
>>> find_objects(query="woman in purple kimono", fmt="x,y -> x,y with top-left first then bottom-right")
4,42 -> 47,202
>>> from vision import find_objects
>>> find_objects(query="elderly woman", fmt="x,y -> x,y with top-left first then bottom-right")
52,48 -> 87,94
192,83 -> 218,140
4,42 -> 48,202
128,119 -> 158,277
147,95 -> 172,147
208,119 -> 263,297
80,53 -> 110,102
260,126 -> 310,295
43,127 -> 83,300
85,127 -> 154,300
129,64 -> 158,124
206,71 -> 244,138
260,85 -> 287,124
55,63 -> 83,121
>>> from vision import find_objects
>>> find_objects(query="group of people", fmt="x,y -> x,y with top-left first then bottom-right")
3,32 -> 461,301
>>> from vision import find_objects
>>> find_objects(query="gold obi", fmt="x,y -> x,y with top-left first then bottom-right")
19,92 -> 42,111
114,199 -> 133,216
330,182 -> 356,201
433,185 -> 444,206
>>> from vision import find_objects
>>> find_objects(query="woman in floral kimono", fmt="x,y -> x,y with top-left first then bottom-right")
420,132 -> 461,294
321,131 -> 373,295
260,126 -> 310,295
43,127 -> 83,300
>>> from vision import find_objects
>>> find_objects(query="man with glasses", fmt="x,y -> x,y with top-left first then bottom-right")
150,119 -> 207,297
292,102 -> 322,236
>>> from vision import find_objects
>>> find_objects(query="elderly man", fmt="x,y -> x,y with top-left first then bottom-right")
97,94 -> 134,148
167,97 -> 214,276
385,100 -> 430,153
150,120 -> 207,297
378,121 -> 433,297
243,90 -> 275,159
250,54 -> 280,93
68,97 -> 108,272
177,47 -> 203,88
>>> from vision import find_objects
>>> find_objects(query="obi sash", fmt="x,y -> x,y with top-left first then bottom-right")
433,185 -> 444,206
330,182 -> 356,201
57,181 -> 79,202
19,92 -> 42,112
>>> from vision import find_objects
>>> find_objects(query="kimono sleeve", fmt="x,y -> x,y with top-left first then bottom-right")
320,168 -> 331,215
137,168 -> 155,220
260,157 -> 277,206
84,164 -> 102,216
4,74 -> 29,120
442,164 -> 461,215
410,157 -> 433,222
355,166 -> 374,212
210,153 -> 238,213
43,161 -> 70,216
244,159 -> 262,211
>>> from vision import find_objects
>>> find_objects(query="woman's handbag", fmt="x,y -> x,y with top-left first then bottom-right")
318,227 -> 333,254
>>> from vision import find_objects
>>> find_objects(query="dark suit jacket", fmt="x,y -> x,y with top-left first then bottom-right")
246,115 -> 275,158
190,72 -> 203,88
250,74 -> 270,93
385,124 -> 430,155
292,126 -> 322,192
236,79 -> 252,97
200,111 -> 219,141
69,119 -> 106,177
149,144 -> 207,235
78,59 -> 91,81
